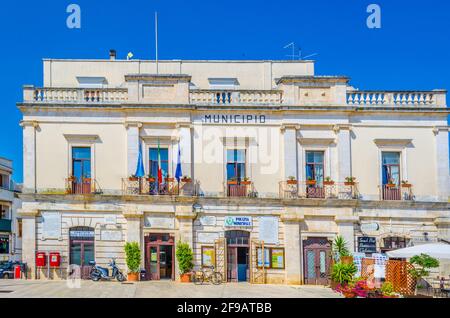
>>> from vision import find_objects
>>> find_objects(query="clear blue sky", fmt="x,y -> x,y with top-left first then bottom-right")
0,0 -> 449,183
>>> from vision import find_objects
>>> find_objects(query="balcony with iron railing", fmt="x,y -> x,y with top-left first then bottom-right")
279,180 -> 359,200
380,183 -> 414,201
65,177 -> 102,195
122,177 -> 200,197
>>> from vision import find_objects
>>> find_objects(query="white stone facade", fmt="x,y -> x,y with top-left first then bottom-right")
17,57 -> 450,284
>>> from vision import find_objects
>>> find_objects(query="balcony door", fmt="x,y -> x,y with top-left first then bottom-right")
305,151 -> 325,198
72,147 -> 92,194
226,149 -> 247,197
149,147 -> 169,194
381,152 -> 401,200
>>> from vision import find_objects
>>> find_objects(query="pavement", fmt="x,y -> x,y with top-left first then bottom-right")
0,280 -> 342,298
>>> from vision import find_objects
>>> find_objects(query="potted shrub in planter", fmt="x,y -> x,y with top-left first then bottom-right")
146,175 -> 156,183
386,178 -> 397,188
287,176 -> 297,185
306,177 -> 317,186
181,176 -> 192,183
227,177 -> 238,185
323,177 -> 335,186
165,175 -> 175,183
401,180 -> 412,188
125,242 -> 141,282
408,254 -> 440,295
332,235 -> 351,263
176,241 -> 194,283
344,177 -> 356,186
129,175 -> 139,182
331,263 -> 357,296
241,177 -> 252,186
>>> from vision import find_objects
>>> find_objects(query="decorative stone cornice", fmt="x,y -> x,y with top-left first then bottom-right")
124,122 -> 143,129
16,209 -> 39,217
125,74 -> 192,82
20,121 -> 39,129
175,206 -> 197,220
374,139 -> 413,147
432,126 -> 450,136
335,215 -> 360,224
333,124 -> 353,134
176,123 -> 193,129
434,217 -> 450,226
280,124 -> 301,132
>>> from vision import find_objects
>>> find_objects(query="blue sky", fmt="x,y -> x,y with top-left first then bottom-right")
0,0 -> 449,182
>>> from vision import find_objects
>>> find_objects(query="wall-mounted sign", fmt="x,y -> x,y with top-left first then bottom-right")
200,216 -> 217,226
103,215 -> 117,225
100,230 -> 122,242
197,232 -> 220,244
358,237 -> 377,253
203,115 -> 267,125
224,216 -> 252,228
361,223 -> 380,233
41,212 -> 62,240
259,217 -> 279,244
201,246 -> 215,267
144,215 -> 175,229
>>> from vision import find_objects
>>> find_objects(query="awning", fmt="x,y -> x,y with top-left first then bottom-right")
386,243 -> 450,260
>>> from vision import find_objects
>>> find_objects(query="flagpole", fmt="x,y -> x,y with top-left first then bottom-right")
155,11 -> 159,75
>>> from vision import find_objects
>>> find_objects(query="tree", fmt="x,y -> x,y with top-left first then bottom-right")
332,235 -> 350,262
176,242 -> 194,274
409,253 -> 440,281
124,242 -> 141,274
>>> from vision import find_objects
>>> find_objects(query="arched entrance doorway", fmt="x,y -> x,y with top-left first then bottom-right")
69,226 -> 95,279
303,237 -> 332,285
226,230 -> 250,282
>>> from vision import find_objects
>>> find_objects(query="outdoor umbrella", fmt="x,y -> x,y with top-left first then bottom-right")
386,243 -> 450,260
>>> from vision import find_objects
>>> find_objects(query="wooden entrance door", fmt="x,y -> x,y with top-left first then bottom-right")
303,238 -> 332,285
225,231 -> 250,282
145,234 -> 175,281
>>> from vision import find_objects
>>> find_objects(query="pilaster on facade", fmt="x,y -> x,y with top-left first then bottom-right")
20,121 -> 39,194
433,126 -> 450,201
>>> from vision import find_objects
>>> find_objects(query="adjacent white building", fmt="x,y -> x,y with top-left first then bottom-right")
17,52 -> 450,284
0,157 -> 22,262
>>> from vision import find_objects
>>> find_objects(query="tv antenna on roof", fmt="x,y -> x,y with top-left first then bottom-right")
284,42 -> 299,60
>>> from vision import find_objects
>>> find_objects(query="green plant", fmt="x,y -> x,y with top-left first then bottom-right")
331,263 -> 357,285
409,254 -> 440,281
307,176 -> 315,181
332,235 -> 351,262
288,176 -> 296,181
176,242 -> 194,274
325,177 -> 333,182
345,177 -> 356,183
124,242 -> 141,274
381,282 -> 395,296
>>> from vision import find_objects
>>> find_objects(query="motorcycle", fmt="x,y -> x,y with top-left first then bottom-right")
89,259 -> 125,282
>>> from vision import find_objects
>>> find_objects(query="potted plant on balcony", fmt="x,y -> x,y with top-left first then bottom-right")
181,176 -> 192,183
146,175 -> 156,183
344,177 -> 356,186
129,175 -> 139,182
165,175 -> 175,183
176,241 -> 194,283
306,177 -> 316,186
386,178 -> 397,188
401,180 -> 412,188
241,177 -> 252,186
323,177 -> 335,186
124,242 -> 141,282
287,176 -> 297,185
68,175 -> 76,182
227,177 -> 238,185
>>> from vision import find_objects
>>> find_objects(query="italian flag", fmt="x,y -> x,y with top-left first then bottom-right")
157,139 -> 163,186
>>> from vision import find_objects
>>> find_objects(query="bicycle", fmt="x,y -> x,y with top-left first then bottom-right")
192,266 -> 223,285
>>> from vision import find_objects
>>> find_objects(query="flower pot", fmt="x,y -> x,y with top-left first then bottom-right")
127,272 -> 139,282
180,273 -> 191,283
344,182 -> 355,186
401,184 -> 412,188
386,184 -> 397,188
324,181 -> 335,186
341,256 -> 354,265
228,180 -> 238,185
147,178 -> 156,183
166,178 -> 175,183
182,178 -> 192,183
241,181 -> 251,185
129,177 -> 139,182
306,180 -> 317,186
287,180 -> 297,185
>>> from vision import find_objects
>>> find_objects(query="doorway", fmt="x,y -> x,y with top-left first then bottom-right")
69,227 -> 95,279
145,234 -> 174,280
303,237 -> 332,285
226,231 -> 250,282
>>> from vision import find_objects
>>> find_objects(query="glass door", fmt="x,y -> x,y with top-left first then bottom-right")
148,246 -> 160,280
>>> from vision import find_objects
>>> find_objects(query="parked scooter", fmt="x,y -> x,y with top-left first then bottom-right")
89,259 -> 125,282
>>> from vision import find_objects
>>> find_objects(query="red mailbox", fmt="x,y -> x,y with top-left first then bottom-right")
36,252 -> 46,267
14,265 -> 22,279
49,252 -> 61,267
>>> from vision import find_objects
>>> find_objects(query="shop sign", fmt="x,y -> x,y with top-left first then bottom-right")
358,237 -> 377,253
144,215 -> 175,229
100,230 -> 122,242
360,223 -> 380,233
197,232 -> 220,244
41,212 -> 62,240
224,216 -> 252,228
259,217 -> 279,244
202,114 -> 267,125
200,216 -> 217,226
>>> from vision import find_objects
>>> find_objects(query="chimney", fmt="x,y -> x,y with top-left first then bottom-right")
109,49 -> 117,60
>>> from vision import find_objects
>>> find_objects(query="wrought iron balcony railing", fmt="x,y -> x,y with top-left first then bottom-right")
279,181 -> 359,200
380,184 -> 414,201
122,177 -> 199,197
